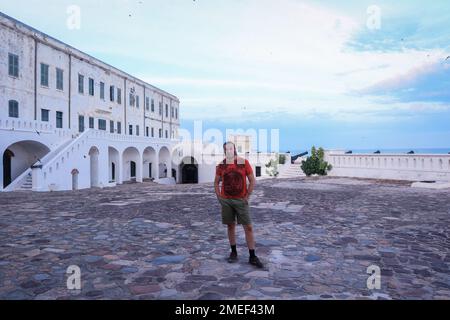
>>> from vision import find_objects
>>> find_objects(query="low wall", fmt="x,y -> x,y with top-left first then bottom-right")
325,151 -> 450,182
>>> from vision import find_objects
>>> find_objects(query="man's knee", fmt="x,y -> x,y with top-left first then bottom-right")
243,224 -> 253,232
227,223 -> 236,230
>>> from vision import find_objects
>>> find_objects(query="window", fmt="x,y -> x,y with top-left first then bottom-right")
98,119 -> 106,131
151,127 -> 154,137
171,106 -> 174,118
117,122 -> 122,134
151,99 -> 155,112
8,100 -> 19,118
56,111 -> 63,128
165,104 -> 169,117
110,120 -> 114,133
159,128 -> 162,138
89,78 -> 94,96
136,96 -> 140,108
129,93 -> 135,107
159,102 -> 162,115
100,82 -> 105,100
175,108 -> 178,119
78,74 -> 84,94
129,125 -> 133,135
56,68 -> 64,90
89,117 -> 94,129
165,130 -> 168,139
8,53 -> 19,77
79,115 -> 85,133
146,97 -> 150,110
146,126 -> 149,137
136,125 -> 140,136
41,63 -> 49,87
41,109 -> 49,122
117,88 -> 122,104
110,86 -> 115,102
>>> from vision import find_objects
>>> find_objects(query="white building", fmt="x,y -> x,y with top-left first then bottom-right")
0,12 -> 181,192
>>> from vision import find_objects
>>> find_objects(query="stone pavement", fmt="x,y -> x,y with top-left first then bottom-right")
0,177 -> 449,300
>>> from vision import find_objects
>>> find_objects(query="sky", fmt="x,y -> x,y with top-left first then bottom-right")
1,0 -> 450,153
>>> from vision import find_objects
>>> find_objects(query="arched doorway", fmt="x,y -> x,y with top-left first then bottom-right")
122,147 -> 141,182
180,157 -> 198,184
111,162 -> 116,181
88,146 -> 100,188
158,147 -> 170,179
143,147 -> 157,179
71,169 -> 79,191
172,169 -> 177,180
3,149 -> 14,188
130,161 -> 136,180
2,140 -> 50,189
108,147 -> 120,183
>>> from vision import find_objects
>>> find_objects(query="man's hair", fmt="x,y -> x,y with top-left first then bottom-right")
223,141 -> 237,156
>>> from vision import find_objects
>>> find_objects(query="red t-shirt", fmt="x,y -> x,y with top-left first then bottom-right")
216,157 -> 253,199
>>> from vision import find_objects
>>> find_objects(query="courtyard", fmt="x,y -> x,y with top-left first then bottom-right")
0,176 -> 449,300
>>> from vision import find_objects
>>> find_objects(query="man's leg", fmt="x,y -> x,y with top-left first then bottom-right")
227,223 -> 238,262
242,224 -> 255,251
227,223 -> 237,247
243,224 -> 264,268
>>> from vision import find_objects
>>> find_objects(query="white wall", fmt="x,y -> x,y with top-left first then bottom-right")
0,25 -> 35,121
325,151 -> 450,182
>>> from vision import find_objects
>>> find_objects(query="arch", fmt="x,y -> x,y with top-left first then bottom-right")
180,156 -> 199,184
2,140 -> 50,189
108,146 -> 120,183
158,146 -> 170,179
88,146 -> 100,188
71,168 -> 79,190
123,146 -> 141,182
143,146 -> 157,180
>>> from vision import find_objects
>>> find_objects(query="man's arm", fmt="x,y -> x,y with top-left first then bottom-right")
245,172 -> 256,202
214,174 -> 222,199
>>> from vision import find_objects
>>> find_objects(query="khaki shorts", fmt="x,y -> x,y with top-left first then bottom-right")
218,197 -> 251,226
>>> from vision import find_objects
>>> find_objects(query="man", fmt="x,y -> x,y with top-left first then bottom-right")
214,141 -> 264,268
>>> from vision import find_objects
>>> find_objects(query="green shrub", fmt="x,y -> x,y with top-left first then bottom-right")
278,154 -> 286,165
301,146 -> 332,176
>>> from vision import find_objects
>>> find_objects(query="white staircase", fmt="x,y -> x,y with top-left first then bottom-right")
278,163 -> 305,179
19,173 -> 33,190
3,133 -> 78,192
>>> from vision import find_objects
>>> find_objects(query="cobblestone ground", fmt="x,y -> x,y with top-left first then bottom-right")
0,177 -> 449,300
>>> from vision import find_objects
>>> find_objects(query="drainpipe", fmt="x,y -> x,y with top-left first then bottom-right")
143,85 -> 146,136
34,38 -> 37,121
68,54 -> 72,130
124,78 -> 127,135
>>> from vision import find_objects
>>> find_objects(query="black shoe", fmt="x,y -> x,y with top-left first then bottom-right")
227,251 -> 238,263
249,256 -> 264,268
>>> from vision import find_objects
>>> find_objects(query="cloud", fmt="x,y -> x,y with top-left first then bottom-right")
357,60 -> 450,103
